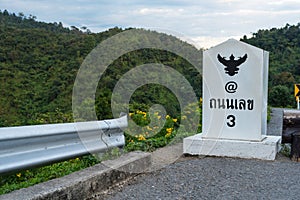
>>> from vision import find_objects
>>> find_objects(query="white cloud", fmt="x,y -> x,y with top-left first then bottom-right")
191,35 -> 243,49
138,8 -> 171,15
1,0 -> 300,48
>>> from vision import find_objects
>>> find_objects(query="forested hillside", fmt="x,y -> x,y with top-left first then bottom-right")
241,24 -> 300,107
1,9 -> 299,127
0,10 -> 202,127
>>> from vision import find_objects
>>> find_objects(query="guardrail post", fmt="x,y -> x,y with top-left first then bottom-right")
291,132 -> 300,162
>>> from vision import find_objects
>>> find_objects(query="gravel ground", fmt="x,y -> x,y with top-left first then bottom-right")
100,108 -> 298,200
105,157 -> 300,200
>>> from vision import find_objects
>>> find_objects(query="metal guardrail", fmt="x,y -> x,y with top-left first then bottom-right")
0,115 -> 127,174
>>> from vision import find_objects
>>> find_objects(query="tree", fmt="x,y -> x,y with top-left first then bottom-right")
269,85 -> 294,107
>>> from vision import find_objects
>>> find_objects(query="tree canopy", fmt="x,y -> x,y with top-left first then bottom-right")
0,10 -> 202,126
1,9 -> 300,127
242,23 -> 300,107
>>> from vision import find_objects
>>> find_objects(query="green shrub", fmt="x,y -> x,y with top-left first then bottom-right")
0,102 -> 203,195
0,155 -> 98,195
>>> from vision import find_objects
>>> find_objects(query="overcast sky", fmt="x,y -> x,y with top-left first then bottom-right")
1,0 -> 300,48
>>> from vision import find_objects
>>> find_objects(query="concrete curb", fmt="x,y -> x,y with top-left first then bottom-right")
0,151 -> 151,200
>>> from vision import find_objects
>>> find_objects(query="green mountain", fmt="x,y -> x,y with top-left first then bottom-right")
0,10 -> 202,126
241,23 -> 300,107
1,9 -> 299,127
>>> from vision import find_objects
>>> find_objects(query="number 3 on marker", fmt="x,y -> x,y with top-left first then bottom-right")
226,115 -> 235,127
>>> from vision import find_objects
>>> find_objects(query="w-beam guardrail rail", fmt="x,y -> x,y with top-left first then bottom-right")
0,115 -> 127,174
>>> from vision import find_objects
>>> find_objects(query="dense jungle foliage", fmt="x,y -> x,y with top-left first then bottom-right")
1,9 -> 300,127
0,10 -> 202,127
241,24 -> 300,107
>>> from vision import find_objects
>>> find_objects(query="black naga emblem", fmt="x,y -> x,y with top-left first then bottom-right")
217,54 -> 247,76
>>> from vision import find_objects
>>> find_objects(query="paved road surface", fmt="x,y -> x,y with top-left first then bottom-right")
267,108 -> 283,136
101,108 -> 299,200
105,157 -> 300,200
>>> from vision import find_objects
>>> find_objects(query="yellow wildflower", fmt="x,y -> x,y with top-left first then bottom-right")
157,115 -> 161,119
172,118 -> 177,122
16,173 -> 21,178
166,115 -> 170,119
165,132 -> 171,138
129,113 -> 134,117
146,126 -> 152,130
182,115 -> 187,120
138,134 -> 146,141
166,127 -> 173,133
